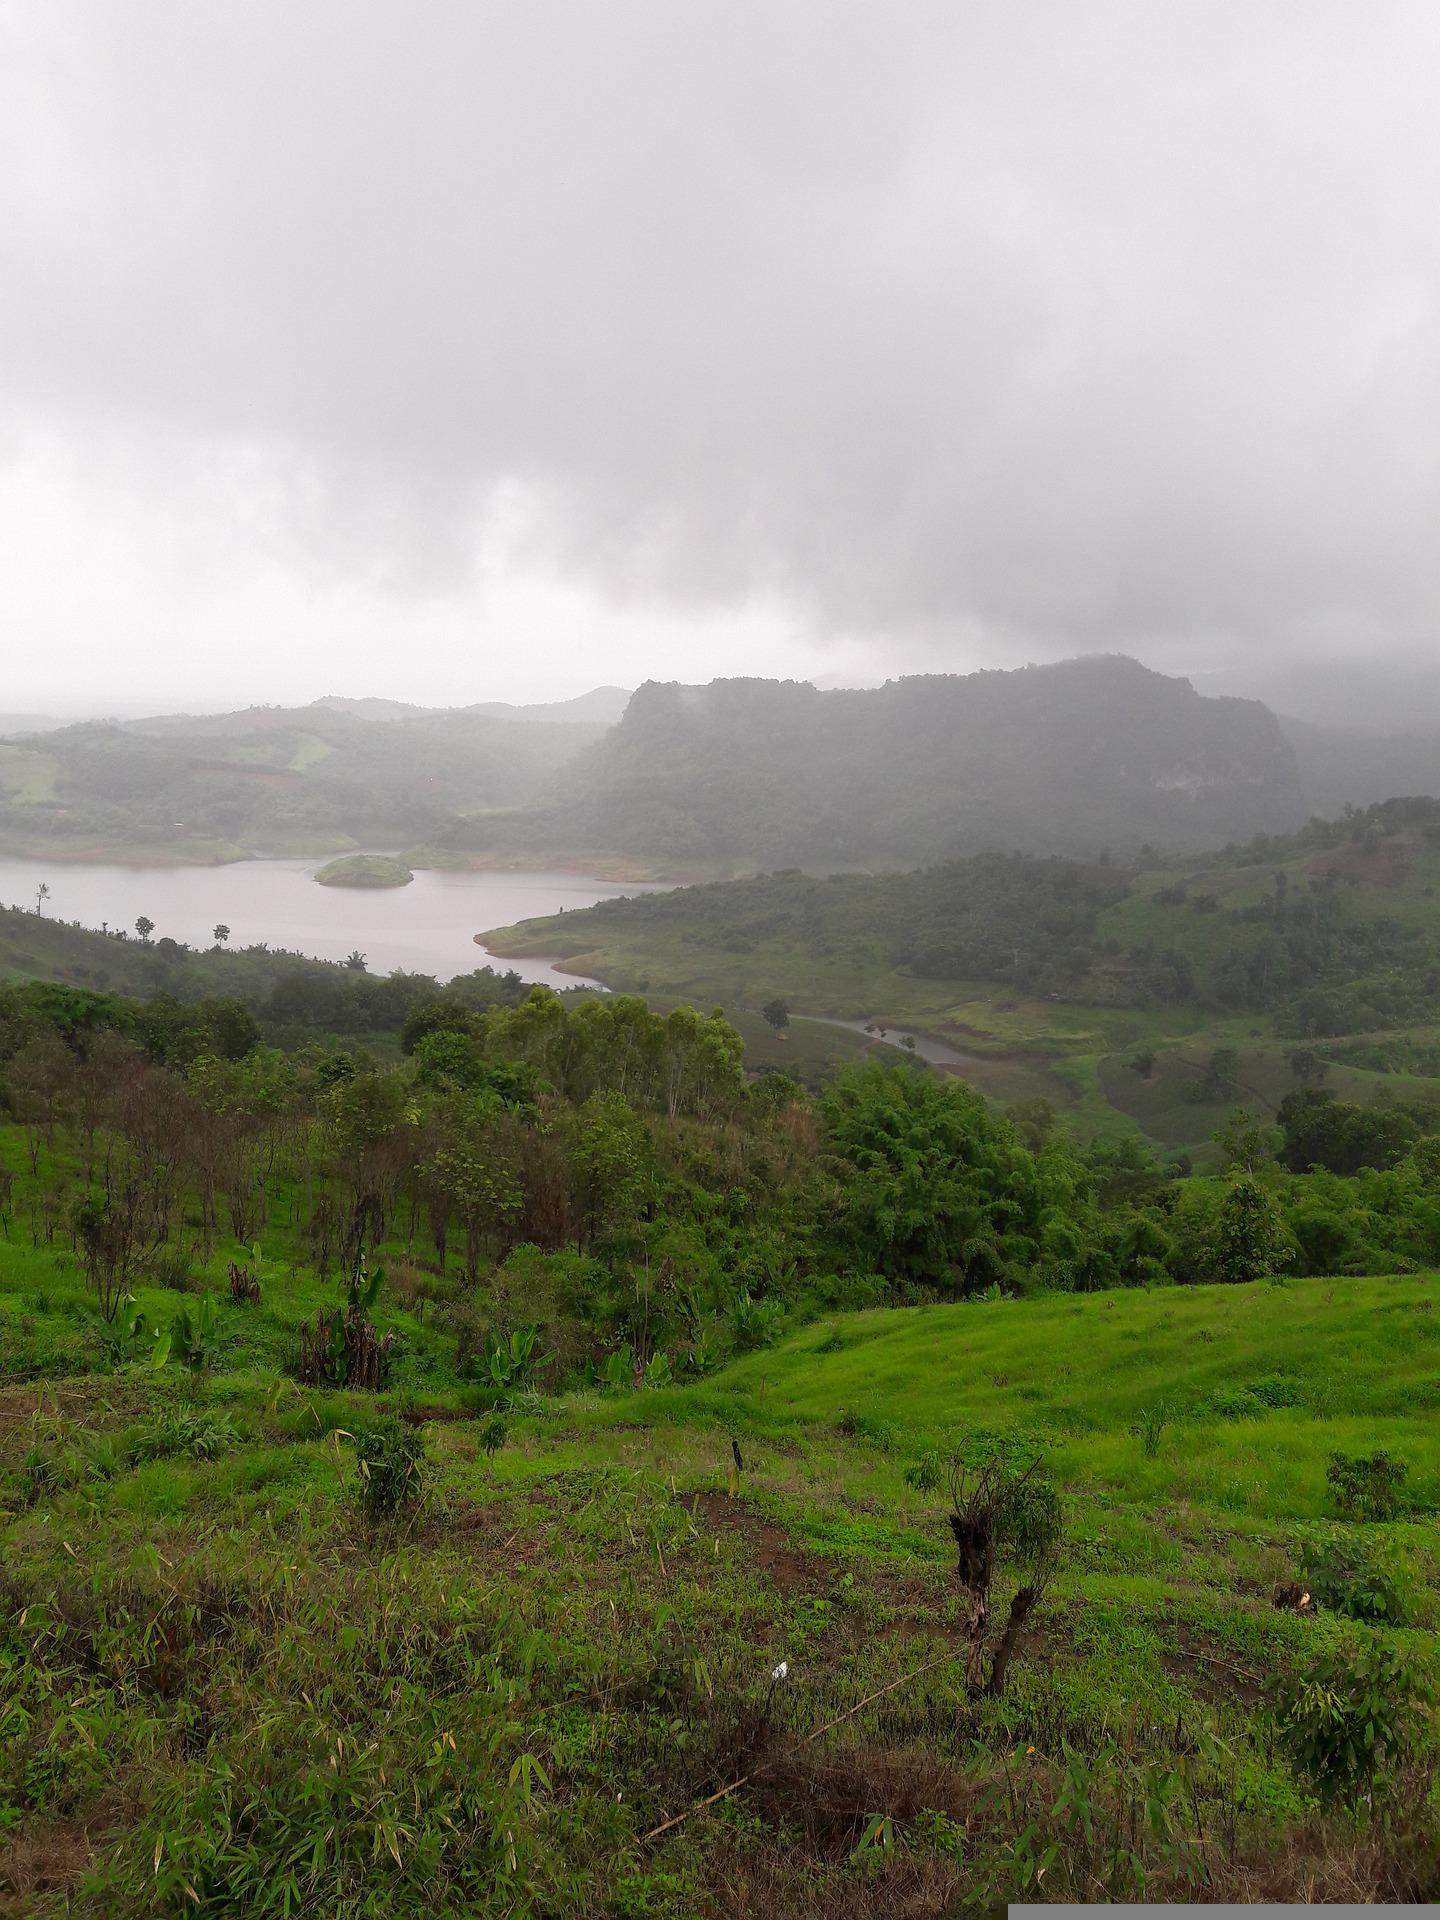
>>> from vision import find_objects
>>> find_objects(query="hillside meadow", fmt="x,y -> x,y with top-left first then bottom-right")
5,1209 -> 1439,1911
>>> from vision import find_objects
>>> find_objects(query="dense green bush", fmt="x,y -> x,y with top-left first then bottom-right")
1276,1634 -> 1434,1802
354,1415 -> 430,1521
1327,1449 -> 1409,1522
1301,1528 -> 1412,1626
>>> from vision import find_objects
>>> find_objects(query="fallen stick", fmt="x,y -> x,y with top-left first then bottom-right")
641,1646 -> 957,1843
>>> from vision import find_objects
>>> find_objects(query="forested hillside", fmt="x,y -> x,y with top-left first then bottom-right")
0,900 -> 535,1049
438,656 -> 1305,868
0,699 -> 610,862
20,664 -> 1440,874
492,797 -> 1440,1029
487,796 -> 1440,1159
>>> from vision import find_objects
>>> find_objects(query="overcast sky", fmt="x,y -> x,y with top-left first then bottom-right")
3,2 -> 1439,717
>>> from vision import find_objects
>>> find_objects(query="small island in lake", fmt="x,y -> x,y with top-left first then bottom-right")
314,853 -> 415,889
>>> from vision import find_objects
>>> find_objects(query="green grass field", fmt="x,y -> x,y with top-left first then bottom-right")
5,1101 -> 1439,1912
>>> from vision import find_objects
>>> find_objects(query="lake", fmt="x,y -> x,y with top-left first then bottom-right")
0,858 -> 663,989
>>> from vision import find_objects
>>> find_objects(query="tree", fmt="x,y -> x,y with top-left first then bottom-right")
344,949 -> 368,973
1277,1089 -> 1418,1176
135,915 -> 155,944
820,1065 -> 1051,1293
1288,1046 -> 1329,1085
1200,1046 -> 1240,1101
213,923 -> 231,948
567,1090 -> 652,1250
760,997 -> 790,1033
196,997 -> 261,1061
427,1097 -> 524,1281
1210,1176 -> 1291,1284
34,881 -> 49,916
1213,1106 -> 1278,1173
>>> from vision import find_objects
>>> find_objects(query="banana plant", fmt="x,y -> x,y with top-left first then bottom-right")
483,1324 -> 541,1391
168,1295 -> 218,1372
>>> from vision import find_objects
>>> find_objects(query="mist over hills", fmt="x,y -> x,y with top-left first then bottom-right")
437,655 -> 1306,868
303,687 -> 633,728
7,657 -> 1440,871
0,696 -> 610,861
1279,717 -> 1440,819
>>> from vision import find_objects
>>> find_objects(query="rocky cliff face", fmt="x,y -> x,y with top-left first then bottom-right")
441,655 -> 1305,866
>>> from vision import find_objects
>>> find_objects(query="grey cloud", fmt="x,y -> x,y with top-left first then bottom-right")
2,1 -> 1439,690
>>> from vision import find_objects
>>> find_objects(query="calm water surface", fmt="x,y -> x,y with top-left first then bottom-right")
0,858 -> 663,989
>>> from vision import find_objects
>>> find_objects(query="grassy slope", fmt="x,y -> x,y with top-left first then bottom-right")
4,1106 -> 1438,1909
657,1277 -> 1440,1522
0,707 -> 605,865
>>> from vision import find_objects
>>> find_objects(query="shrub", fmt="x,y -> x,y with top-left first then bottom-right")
1327,1449 -> 1408,1522
130,1407 -> 239,1463
150,1245 -> 195,1292
353,1415 -> 429,1521
1205,1375 -> 1303,1420
994,1463 -> 1063,1559
727,1289 -> 783,1352
1248,1373 -> 1304,1408
1132,1398 -> 1174,1457
1301,1528 -> 1411,1626
1276,1634 -> 1434,1801
948,1453 -> 1062,1698
904,1450 -> 945,1492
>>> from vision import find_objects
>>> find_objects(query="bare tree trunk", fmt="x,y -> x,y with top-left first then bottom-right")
983,1582 -> 1042,1698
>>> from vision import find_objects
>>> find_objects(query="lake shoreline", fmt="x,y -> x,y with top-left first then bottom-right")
0,854 -> 664,990
0,835 -> 740,887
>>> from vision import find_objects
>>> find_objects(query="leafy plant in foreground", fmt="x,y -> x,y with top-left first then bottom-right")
1132,1397 -> 1175,1458
166,1294 -> 218,1372
1300,1527 -> 1412,1626
130,1407 -> 239,1463
353,1414 -> 429,1521
1276,1633 -> 1434,1802
295,1256 -> 392,1390
481,1324 -> 541,1393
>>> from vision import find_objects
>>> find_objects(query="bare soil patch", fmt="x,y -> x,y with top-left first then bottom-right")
686,1488 -> 825,1592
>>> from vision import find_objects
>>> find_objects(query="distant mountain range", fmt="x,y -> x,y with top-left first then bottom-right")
0,695 -> 622,861
7,659 -> 1440,870
306,686 -> 633,727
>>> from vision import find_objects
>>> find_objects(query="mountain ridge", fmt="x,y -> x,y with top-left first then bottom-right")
436,654 -> 1305,867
